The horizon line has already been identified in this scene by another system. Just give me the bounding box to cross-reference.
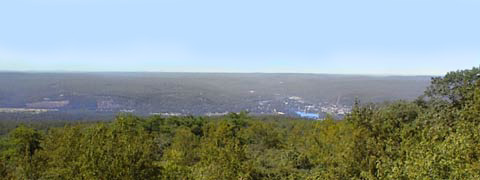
[0,69,440,77]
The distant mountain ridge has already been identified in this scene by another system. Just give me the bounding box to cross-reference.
[0,72,431,118]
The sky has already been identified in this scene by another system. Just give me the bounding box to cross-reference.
[0,0,479,75]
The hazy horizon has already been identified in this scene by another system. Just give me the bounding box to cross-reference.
[0,69,442,77]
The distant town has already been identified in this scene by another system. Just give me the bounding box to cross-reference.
[0,72,429,120]
[0,93,351,120]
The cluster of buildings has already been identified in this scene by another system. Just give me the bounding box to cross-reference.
[247,95,353,119]
[0,108,58,114]
[286,97,352,119]
[0,93,352,120]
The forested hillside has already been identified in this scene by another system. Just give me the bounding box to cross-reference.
[0,67,479,179]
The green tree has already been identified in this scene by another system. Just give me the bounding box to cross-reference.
[425,66,480,107]
[3,125,42,179]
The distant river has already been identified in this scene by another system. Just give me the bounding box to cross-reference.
[295,111,320,119]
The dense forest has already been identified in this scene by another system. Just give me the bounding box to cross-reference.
[0,67,479,179]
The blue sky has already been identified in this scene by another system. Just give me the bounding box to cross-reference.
[0,0,478,75]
